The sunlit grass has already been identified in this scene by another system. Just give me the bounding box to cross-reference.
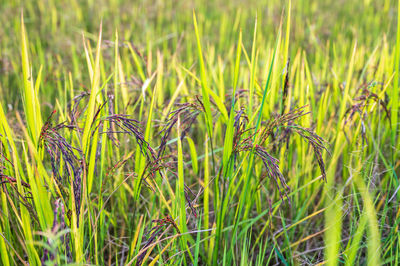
[0,0,398,265]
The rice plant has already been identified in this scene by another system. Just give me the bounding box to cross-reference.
[0,0,399,265]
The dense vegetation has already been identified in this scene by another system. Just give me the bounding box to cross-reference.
[0,0,399,265]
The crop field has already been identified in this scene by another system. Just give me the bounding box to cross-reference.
[0,0,399,265]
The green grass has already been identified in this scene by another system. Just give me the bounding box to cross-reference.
[0,0,399,265]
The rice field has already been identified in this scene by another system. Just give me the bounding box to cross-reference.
[0,0,399,265]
